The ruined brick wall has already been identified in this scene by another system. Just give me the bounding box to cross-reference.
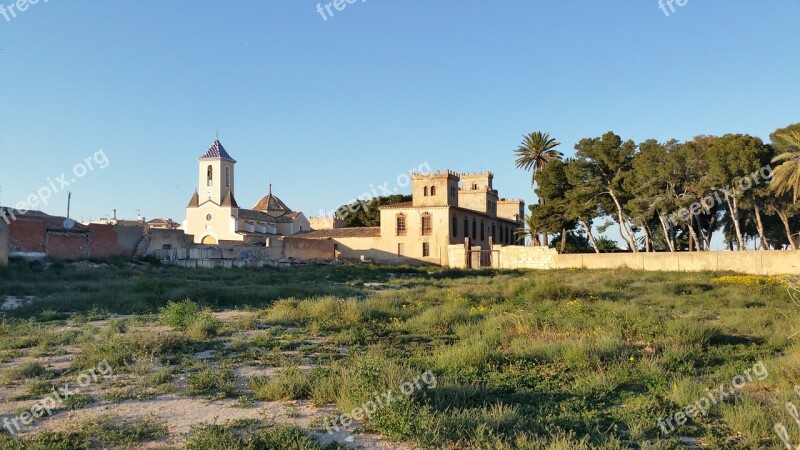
[8,219,47,256]
[0,221,8,266]
[144,229,195,254]
[89,224,144,258]
[47,232,90,259]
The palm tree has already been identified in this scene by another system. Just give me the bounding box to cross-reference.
[515,132,564,186]
[514,214,538,246]
[515,132,564,245]
[771,129,800,204]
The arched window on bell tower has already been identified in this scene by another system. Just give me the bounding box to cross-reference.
[225,166,230,188]
[207,165,213,186]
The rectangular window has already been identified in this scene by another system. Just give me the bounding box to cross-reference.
[422,242,430,257]
[396,215,407,236]
[398,243,405,257]
[422,215,432,236]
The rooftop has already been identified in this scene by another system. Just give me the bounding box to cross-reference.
[198,140,236,162]
[253,185,291,212]
[295,227,381,239]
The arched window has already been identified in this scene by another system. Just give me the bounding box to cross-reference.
[464,218,468,239]
[421,213,432,236]
[396,214,407,236]
[225,166,230,188]
[472,183,478,191]
[424,186,429,197]
[492,223,497,242]
[430,186,437,196]
[207,165,213,186]
[480,220,485,241]
[452,216,457,237]
[472,219,477,239]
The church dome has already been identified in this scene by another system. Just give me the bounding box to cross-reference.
[253,186,290,212]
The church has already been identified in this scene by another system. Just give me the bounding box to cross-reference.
[182,140,310,245]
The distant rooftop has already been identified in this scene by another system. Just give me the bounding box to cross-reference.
[295,227,381,239]
[198,140,236,162]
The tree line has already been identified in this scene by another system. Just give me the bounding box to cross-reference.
[515,124,800,253]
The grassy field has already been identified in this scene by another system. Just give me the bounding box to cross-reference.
[0,258,798,449]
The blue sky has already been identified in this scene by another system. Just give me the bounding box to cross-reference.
[1,1,799,248]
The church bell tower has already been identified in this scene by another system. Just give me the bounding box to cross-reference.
[197,140,237,205]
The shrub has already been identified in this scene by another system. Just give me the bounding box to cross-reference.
[185,423,323,450]
[184,424,241,450]
[186,311,221,340]
[72,331,187,370]
[160,299,202,329]
[187,367,238,399]
[247,425,323,450]
[251,366,311,401]
[0,362,48,384]
[65,393,94,410]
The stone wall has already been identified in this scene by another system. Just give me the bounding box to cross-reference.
[495,246,557,270]
[555,251,800,275]
[447,245,800,275]
[446,245,466,268]
[283,237,334,261]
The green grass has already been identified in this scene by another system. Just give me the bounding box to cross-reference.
[0,260,795,448]
[251,366,311,401]
[184,422,326,450]
[0,414,167,449]
[186,366,239,399]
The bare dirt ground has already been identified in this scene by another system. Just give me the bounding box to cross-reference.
[0,310,417,449]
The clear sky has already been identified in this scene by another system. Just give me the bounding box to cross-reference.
[1,1,799,247]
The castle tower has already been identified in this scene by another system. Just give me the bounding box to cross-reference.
[497,199,525,224]
[197,140,237,206]
[411,170,460,208]
[458,172,499,217]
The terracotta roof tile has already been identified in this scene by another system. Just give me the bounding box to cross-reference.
[295,227,381,239]
[253,193,290,212]
[379,201,413,209]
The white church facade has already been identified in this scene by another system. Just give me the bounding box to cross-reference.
[182,140,310,245]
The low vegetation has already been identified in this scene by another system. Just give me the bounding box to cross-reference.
[0,259,797,448]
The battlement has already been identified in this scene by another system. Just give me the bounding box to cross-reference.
[459,171,494,177]
[411,169,460,180]
[309,216,344,230]
[498,198,524,203]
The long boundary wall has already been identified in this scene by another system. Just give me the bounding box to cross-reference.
[555,251,800,275]
[448,245,800,275]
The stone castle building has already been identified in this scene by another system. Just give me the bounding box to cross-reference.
[182,140,309,244]
[299,170,524,265]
